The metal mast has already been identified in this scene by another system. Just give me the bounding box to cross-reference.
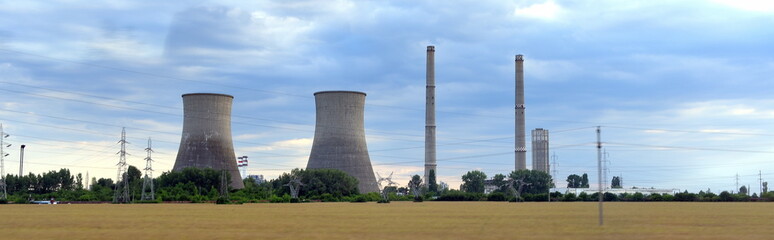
[114,127,130,203]
[515,54,527,170]
[238,156,248,179]
[141,138,154,201]
[0,124,9,200]
[760,170,763,196]
[597,126,603,226]
[425,45,437,185]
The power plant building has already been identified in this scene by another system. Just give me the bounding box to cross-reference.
[515,54,527,170]
[173,93,244,189]
[531,128,549,173]
[306,91,379,193]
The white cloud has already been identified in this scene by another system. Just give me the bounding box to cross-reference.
[713,0,774,13]
[513,1,564,20]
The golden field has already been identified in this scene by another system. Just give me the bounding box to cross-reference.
[1,202,772,239]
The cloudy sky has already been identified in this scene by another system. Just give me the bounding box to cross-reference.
[1,0,772,193]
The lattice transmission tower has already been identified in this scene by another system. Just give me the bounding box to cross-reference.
[141,138,154,201]
[113,128,130,203]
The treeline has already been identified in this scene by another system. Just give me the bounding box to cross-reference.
[1,167,398,203]
[432,190,774,202]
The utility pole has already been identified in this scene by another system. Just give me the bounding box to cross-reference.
[551,153,558,181]
[141,138,154,201]
[114,127,129,203]
[620,172,623,189]
[596,126,603,226]
[759,170,763,196]
[735,173,739,193]
[0,124,9,200]
[549,152,557,203]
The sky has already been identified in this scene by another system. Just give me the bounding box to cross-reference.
[0,0,773,194]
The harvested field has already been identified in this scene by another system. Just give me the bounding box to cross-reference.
[1,202,772,239]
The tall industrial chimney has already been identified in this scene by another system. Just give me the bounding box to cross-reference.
[425,45,437,185]
[19,145,25,176]
[307,91,379,193]
[515,54,527,170]
[173,93,244,189]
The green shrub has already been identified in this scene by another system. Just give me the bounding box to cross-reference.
[215,196,230,204]
[661,194,675,201]
[436,190,484,201]
[269,195,289,203]
[319,193,338,202]
[487,192,507,201]
[603,192,618,201]
[562,193,577,201]
[522,193,548,202]
[350,195,368,203]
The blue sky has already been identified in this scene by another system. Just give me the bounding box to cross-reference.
[1,0,773,193]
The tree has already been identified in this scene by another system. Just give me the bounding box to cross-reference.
[581,173,589,188]
[718,191,734,201]
[509,170,554,195]
[76,173,84,190]
[763,182,768,194]
[272,168,359,199]
[492,174,508,192]
[408,174,423,198]
[739,185,748,195]
[461,170,487,193]
[611,176,622,189]
[566,174,582,188]
[428,170,438,193]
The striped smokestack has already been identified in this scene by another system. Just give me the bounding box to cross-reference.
[425,46,437,185]
[515,54,527,170]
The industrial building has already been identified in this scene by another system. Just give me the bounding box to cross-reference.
[173,93,244,189]
[531,128,549,173]
[306,91,379,193]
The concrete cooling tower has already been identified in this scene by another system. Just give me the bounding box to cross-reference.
[306,91,379,193]
[173,93,244,189]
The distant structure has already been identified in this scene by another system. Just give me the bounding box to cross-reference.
[141,138,155,201]
[531,128,549,173]
[19,144,25,177]
[248,174,266,184]
[515,54,527,170]
[439,181,449,191]
[306,91,379,193]
[237,156,248,179]
[425,45,437,186]
[0,124,9,200]
[173,93,244,189]
[113,127,130,203]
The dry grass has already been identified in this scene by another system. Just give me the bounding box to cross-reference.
[1,202,772,239]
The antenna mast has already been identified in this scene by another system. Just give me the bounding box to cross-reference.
[597,126,603,226]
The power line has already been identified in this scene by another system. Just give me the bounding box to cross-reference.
[603,125,774,137]
[606,142,774,154]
